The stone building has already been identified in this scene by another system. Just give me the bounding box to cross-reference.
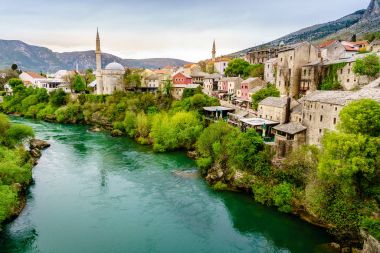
[300,61,323,95]
[276,42,320,98]
[227,77,243,97]
[370,39,380,52]
[240,77,266,101]
[272,122,307,158]
[264,58,277,84]
[258,97,291,124]
[95,29,126,95]
[203,73,222,96]
[246,47,279,65]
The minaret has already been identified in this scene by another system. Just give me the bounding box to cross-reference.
[96,28,102,71]
[95,28,103,95]
[212,40,216,62]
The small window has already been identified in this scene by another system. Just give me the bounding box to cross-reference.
[347,79,350,83]
[333,118,337,124]
[320,115,323,122]
[319,129,322,134]
[309,115,312,121]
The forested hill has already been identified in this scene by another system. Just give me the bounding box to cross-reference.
[0,39,190,72]
[231,0,380,56]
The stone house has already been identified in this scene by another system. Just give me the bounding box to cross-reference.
[246,47,279,65]
[218,77,229,92]
[203,73,222,96]
[214,57,231,75]
[240,78,266,101]
[370,39,380,52]
[272,122,307,158]
[171,84,200,100]
[172,72,192,85]
[276,42,320,98]
[227,77,243,97]
[300,61,323,95]
[258,97,291,123]
[145,74,160,91]
[264,58,277,84]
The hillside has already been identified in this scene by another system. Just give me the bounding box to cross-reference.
[0,40,190,72]
[231,0,380,56]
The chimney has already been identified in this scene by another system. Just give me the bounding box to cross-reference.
[285,97,291,124]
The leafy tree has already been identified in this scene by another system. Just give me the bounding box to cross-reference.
[84,69,96,85]
[161,79,173,97]
[125,73,141,89]
[273,182,293,213]
[11,64,18,71]
[224,58,250,78]
[251,84,280,110]
[247,64,264,78]
[339,99,380,137]
[5,124,34,147]
[8,78,25,93]
[71,75,86,93]
[353,54,380,78]
[50,89,68,107]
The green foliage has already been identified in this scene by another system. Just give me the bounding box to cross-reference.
[50,89,68,107]
[55,103,83,123]
[361,217,380,241]
[364,32,380,42]
[5,124,34,147]
[353,54,380,78]
[273,182,293,213]
[224,58,252,78]
[125,73,141,89]
[71,74,86,93]
[212,181,229,191]
[320,63,346,90]
[247,64,264,78]
[339,99,380,137]
[0,185,18,223]
[252,180,273,205]
[251,84,280,110]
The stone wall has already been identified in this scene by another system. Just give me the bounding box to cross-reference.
[361,231,380,253]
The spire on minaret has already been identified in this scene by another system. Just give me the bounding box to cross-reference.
[212,40,216,62]
[96,28,102,71]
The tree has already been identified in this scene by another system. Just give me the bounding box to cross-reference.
[351,34,357,42]
[247,64,264,78]
[84,69,96,85]
[11,64,18,71]
[162,79,173,97]
[4,124,34,147]
[224,58,250,78]
[251,84,280,110]
[338,99,380,137]
[71,74,86,93]
[353,54,380,78]
[50,89,68,107]
[125,73,141,89]
[8,78,25,93]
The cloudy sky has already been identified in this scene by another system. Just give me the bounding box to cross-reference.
[0,0,369,62]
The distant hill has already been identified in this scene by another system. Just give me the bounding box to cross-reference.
[0,40,190,72]
[231,0,380,56]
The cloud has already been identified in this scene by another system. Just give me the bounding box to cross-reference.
[0,0,369,62]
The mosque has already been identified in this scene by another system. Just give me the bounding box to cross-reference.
[94,29,126,95]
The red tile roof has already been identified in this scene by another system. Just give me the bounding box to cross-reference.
[318,40,337,48]
[25,71,45,79]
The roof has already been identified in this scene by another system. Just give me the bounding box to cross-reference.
[242,77,260,84]
[240,117,279,126]
[223,77,243,82]
[259,97,288,108]
[173,83,200,89]
[173,72,191,79]
[278,42,310,53]
[273,122,307,135]
[265,58,278,64]
[204,73,223,79]
[291,103,303,115]
[88,80,97,88]
[203,106,234,112]
[303,91,354,105]
[146,74,159,80]
[318,40,338,49]
[214,57,231,62]
[25,71,45,79]
[105,62,125,71]
[249,85,265,94]
[191,71,207,77]
[371,39,380,46]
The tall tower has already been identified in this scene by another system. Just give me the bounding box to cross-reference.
[212,40,216,62]
[95,28,103,95]
[96,28,102,71]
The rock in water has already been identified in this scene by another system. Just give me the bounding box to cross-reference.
[30,139,50,150]
[172,170,200,179]
[30,148,42,158]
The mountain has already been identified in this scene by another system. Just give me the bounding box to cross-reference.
[231,0,380,56]
[0,40,190,72]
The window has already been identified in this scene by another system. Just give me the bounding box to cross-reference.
[309,115,312,121]
[347,79,350,83]
[335,107,337,111]
[320,115,323,122]
[333,118,337,124]
[319,129,322,134]
[348,69,351,74]
[290,56,293,61]
[341,69,343,74]
[304,69,307,76]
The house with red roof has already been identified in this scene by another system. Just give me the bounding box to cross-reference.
[172,72,192,85]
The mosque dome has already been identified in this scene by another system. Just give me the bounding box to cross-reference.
[105,62,125,71]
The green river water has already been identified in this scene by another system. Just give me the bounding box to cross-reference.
[0,118,333,253]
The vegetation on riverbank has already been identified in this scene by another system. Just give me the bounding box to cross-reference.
[1,78,379,248]
[0,114,35,228]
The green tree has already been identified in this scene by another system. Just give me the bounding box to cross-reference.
[84,69,96,85]
[162,79,173,97]
[8,78,25,93]
[11,64,18,71]
[251,84,280,110]
[5,124,34,147]
[353,54,380,78]
[50,89,68,107]
[125,73,141,89]
[338,99,380,137]
[71,74,86,93]
[224,58,250,78]
[247,64,264,78]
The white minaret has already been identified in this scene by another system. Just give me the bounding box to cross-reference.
[95,28,103,95]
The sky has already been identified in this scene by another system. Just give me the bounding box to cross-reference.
[0,0,369,62]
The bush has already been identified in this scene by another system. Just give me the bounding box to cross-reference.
[251,84,280,110]
[55,103,83,123]
[212,181,229,191]
[273,182,293,213]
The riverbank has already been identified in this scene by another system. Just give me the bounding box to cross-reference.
[1,84,379,251]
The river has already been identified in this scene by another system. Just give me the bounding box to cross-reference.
[0,118,333,253]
